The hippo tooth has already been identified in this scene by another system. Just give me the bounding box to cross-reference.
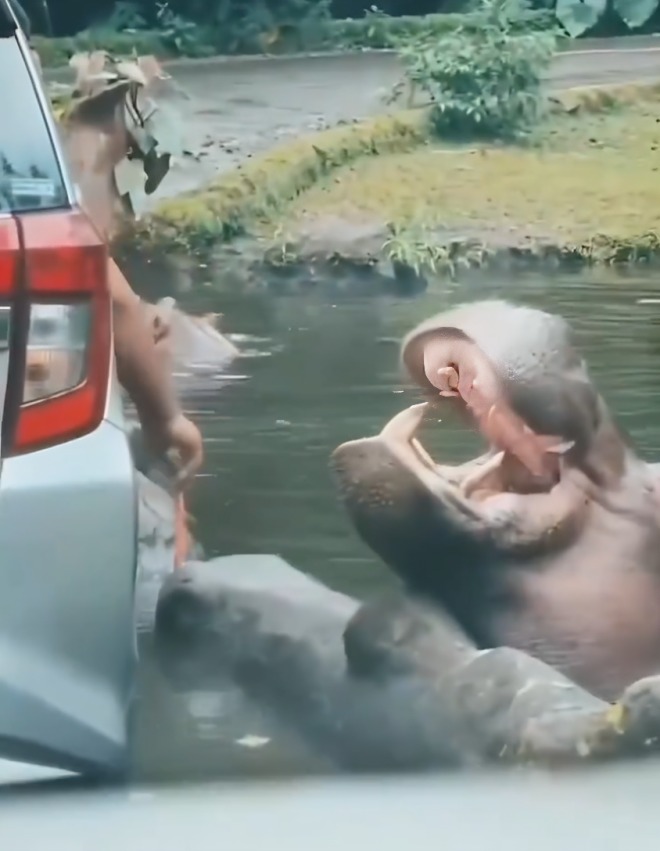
[380,403,428,444]
[436,365,459,393]
[411,437,436,470]
[546,439,575,455]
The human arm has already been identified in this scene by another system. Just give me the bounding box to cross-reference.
[108,259,203,487]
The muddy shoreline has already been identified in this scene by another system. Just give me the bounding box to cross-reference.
[121,237,660,305]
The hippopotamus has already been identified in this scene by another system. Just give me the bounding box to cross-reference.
[145,297,239,393]
[154,555,660,771]
[331,300,660,703]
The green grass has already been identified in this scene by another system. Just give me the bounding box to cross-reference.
[262,99,660,265]
[128,110,430,251]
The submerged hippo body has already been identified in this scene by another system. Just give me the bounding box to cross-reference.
[155,555,645,771]
[332,300,660,702]
[155,555,660,769]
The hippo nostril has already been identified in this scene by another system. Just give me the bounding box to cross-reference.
[155,584,213,643]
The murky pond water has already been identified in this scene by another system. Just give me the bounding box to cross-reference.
[185,270,660,591]
[135,267,660,784]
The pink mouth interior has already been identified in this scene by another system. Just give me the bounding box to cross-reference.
[422,337,572,478]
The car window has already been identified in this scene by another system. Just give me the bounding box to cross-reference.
[0,33,67,213]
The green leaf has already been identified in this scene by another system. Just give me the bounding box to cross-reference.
[612,0,659,28]
[555,0,607,36]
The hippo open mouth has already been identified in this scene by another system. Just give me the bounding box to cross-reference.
[399,301,606,491]
[330,301,605,600]
[358,400,567,510]
[330,300,660,702]
[330,399,585,569]
[414,347,576,493]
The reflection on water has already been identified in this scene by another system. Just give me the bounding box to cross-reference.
[136,268,660,784]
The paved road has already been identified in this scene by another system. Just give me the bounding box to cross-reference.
[47,36,660,204]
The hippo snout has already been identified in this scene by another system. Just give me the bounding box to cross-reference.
[330,438,383,491]
[331,437,424,512]
[153,566,222,689]
[156,568,215,642]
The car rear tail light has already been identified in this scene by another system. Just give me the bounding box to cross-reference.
[0,218,19,293]
[2,210,111,456]
[23,303,89,403]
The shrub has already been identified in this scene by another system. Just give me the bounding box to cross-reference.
[398,0,557,140]
[326,6,554,49]
[212,0,333,54]
[34,5,555,67]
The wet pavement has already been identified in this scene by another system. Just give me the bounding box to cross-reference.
[5,757,660,849]
[143,39,660,202]
[46,36,660,201]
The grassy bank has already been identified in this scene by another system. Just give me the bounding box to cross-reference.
[126,110,430,251]
[33,9,554,68]
[254,92,660,272]
[122,82,660,275]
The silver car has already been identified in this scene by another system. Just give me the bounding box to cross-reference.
[0,2,143,779]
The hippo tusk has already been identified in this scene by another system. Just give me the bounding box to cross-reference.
[379,403,428,445]
[546,440,575,455]
[435,366,460,396]
[411,438,437,469]
[522,425,574,456]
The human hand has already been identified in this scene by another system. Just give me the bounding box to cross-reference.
[165,413,204,489]
[145,412,204,490]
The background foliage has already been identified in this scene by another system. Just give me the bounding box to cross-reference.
[25,0,660,61]
[398,0,556,140]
